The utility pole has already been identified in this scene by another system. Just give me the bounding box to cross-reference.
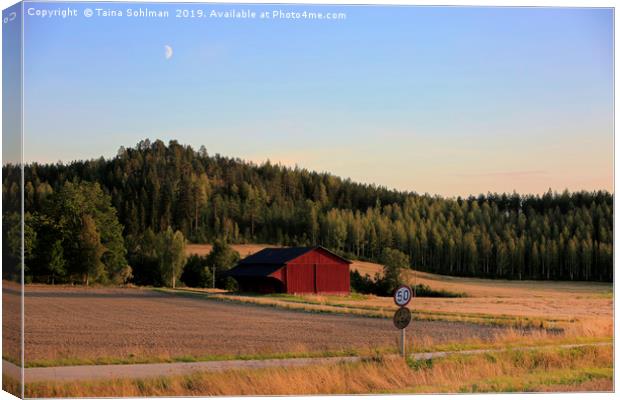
[212,265,216,289]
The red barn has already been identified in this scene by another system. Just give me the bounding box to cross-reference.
[226,246,351,294]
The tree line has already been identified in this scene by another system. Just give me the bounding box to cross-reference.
[2,139,613,283]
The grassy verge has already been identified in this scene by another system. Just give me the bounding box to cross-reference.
[23,345,612,397]
[154,288,388,319]
[2,354,21,367]
[159,287,572,330]
[412,334,612,354]
[460,367,612,392]
[3,375,21,397]
[20,332,611,368]
[22,348,363,369]
[19,338,612,368]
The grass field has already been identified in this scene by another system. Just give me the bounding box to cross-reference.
[187,243,612,322]
[180,257,611,333]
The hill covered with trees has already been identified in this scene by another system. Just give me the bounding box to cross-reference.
[2,139,613,284]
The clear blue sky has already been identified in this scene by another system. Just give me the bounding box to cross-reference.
[21,3,613,196]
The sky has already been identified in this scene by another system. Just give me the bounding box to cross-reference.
[18,3,614,197]
[3,2,22,166]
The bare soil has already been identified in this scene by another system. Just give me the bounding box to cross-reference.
[18,285,505,364]
[3,282,22,364]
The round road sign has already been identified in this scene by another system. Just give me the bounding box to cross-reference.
[393,307,412,329]
[393,285,413,307]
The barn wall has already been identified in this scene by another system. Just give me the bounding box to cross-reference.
[316,263,349,293]
[291,248,346,265]
[285,248,350,294]
[286,263,315,293]
[270,268,286,283]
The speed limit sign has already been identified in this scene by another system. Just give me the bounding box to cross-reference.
[393,285,413,307]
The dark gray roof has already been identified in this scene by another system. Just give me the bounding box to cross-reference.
[236,246,351,266]
[237,247,314,266]
[225,263,283,278]
[226,247,351,278]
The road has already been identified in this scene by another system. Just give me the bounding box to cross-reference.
[3,342,611,384]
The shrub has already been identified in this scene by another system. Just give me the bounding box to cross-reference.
[412,284,466,298]
[350,271,466,298]
[181,254,213,288]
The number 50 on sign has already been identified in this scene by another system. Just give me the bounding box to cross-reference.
[393,285,412,307]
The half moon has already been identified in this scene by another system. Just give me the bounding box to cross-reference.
[164,45,173,60]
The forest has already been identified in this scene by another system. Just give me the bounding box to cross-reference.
[2,139,613,284]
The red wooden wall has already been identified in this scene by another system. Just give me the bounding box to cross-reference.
[284,248,350,294]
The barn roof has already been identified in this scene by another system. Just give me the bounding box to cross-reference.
[225,263,283,277]
[237,246,351,266]
[226,246,351,278]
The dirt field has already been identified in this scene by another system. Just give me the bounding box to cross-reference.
[2,282,22,364]
[17,285,505,365]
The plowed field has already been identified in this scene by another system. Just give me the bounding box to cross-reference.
[16,285,505,364]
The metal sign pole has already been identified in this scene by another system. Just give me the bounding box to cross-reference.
[401,328,406,358]
[393,286,413,360]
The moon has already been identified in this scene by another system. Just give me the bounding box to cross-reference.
[164,45,173,60]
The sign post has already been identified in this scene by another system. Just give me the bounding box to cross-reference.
[393,285,413,358]
[402,327,406,357]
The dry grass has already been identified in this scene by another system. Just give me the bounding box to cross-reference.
[350,260,384,277]
[350,264,612,321]
[198,287,611,335]
[186,243,612,321]
[186,243,612,323]
[350,258,612,300]
[326,292,611,321]
[204,291,547,329]
[186,243,275,258]
[160,288,615,361]
[22,345,612,397]
[3,375,21,398]
[405,269,612,298]
[411,322,612,355]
